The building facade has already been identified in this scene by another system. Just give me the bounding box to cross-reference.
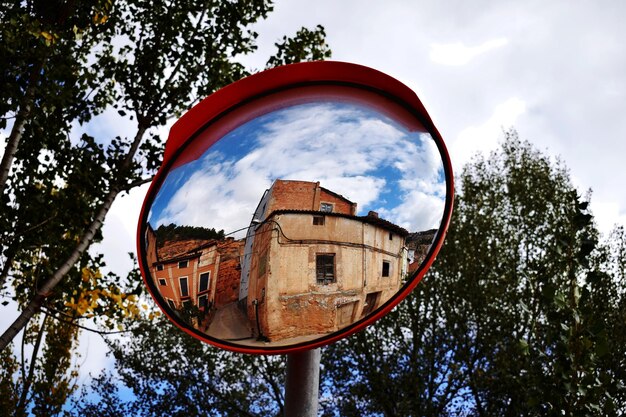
[145,227,244,331]
[242,180,408,343]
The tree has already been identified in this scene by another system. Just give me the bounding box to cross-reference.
[0,0,331,413]
[72,315,287,417]
[69,130,625,416]
[0,0,331,349]
[321,130,626,416]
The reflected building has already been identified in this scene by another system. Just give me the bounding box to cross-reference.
[241,180,409,342]
[145,226,244,331]
[406,229,438,273]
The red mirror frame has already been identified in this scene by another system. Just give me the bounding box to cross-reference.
[136,61,454,354]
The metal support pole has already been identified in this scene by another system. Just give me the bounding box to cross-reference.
[284,348,321,417]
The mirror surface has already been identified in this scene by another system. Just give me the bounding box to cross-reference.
[142,91,447,348]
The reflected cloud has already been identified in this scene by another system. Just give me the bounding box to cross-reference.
[149,102,445,236]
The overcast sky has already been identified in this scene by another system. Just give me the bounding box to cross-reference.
[2,0,625,379]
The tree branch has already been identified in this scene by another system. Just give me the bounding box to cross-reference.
[0,60,43,195]
[123,176,152,192]
[16,314,47,416]
[0,125,148,351]
[40,306,135,336]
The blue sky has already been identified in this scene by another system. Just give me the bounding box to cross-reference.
[148,101,446,237]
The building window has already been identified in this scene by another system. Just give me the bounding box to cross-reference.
[158,278,167,286]
[320,202,333,212]
[313,215,325,225]
[382,261,390,277]
[198,294,208,309]
[166,299,176,310]
[389,232,393,241]
[179,277,189,297]
[156,264,164,271]
[178,260,188,268]
[316,254,335,285]
[182,299,191,309]
[199,272,210,293]
[362,292,381,317]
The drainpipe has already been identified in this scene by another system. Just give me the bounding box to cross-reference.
[253,288,269,342]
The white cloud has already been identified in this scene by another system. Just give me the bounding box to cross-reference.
[590,199,626,239]
[451,97,527,171]
[152,102,448,235]
[0,129,6,160]
[378,189,446,232]
[430,38,509,66]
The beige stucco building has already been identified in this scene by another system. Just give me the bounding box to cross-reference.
[242,180,408,343]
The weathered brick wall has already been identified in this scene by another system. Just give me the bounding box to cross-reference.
[319,189,355,215]
[268,180,318,211]
[214,239,244,308]
[267,294,338,340]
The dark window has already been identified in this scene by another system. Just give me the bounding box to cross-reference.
[389,232,393,240]
[382,261,390,277]
[320,202,333,212]
[158,278,167,286]
[313,215,325,225]
[362,292,380,317]
[182,299,191,309]
[178,260,188,268]
[156,264,164,271]
[199,272,210,293]
[167,299,176,310]
[198,294,208,309]
[179,277,189,297]
[316,254,335,285]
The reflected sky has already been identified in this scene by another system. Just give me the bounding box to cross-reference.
[149,101,445,236]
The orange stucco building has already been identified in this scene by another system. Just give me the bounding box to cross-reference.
[145,226,244,331]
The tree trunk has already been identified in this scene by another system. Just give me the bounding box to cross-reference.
[15,314,48,416]
[0,125,147,351]
[0,63,41,196]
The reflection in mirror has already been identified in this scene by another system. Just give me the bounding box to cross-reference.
[143,99,446,347]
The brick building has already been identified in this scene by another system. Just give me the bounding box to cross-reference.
[406,229,438,273]
[241,180,408,343]
[145,226,244,332]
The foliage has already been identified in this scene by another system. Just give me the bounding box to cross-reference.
[321,130,626,416]
[265,25,331,68]
[72,315,287,417]
[154,223,226,247]
[0,0,331,414]
[70,131,626,416]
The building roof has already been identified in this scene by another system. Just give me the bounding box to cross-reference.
[154,237,244,265]
[269,209,409,237]
[157,238,213,261]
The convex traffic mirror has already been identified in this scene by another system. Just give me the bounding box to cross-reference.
[137,61,453,354]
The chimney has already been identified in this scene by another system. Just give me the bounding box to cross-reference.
[367,210,379,218]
